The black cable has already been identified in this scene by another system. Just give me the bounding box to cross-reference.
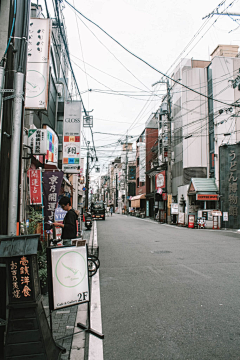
[64,0,240,108]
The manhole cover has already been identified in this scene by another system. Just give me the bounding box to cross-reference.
[150,250,172,254]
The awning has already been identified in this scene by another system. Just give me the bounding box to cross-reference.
[188,178,218,197]
[131,194,146,201]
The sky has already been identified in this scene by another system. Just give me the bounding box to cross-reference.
[41,0,240,179]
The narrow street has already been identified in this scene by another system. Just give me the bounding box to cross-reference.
[97,214,240,360]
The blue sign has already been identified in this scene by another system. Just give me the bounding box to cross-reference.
[55,207,67,221]
[83,187,86,191]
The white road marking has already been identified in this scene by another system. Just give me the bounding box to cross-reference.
[180,264,211,279]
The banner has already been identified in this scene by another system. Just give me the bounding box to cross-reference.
[138,142,146,182]
[29,169,42,204]
[155,171,165,190]
[63,101,81,173]
[43,171,64,230]
[25,19,51,109]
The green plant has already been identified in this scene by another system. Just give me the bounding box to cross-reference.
[28,207,44,234]
[38,240,48,291]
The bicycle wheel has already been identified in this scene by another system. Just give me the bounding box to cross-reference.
[88,258,98,277]
[89,254,100,269]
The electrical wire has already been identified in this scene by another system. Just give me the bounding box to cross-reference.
[65,0,240,109]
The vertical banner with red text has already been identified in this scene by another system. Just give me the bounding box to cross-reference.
[29,169,42,204]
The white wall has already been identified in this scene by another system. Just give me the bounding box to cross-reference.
[182,67,208,169]
[211,56,240,187]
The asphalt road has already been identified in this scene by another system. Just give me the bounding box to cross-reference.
[97,214,240,360]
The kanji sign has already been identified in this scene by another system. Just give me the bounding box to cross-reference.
[9,256,33,302]
[43,171,64,230]
[28,129,47,155]
[29,169,42,204]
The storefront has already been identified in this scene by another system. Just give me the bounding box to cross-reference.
[187,178,219,229]
[130,194,146,214]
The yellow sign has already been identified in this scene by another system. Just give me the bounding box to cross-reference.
[167,194,172,208]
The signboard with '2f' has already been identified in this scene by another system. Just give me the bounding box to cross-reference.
[48,245,89,310]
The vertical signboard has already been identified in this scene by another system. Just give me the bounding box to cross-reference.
[42,171,64,229]
[43,126,58,165]
[138,142,146,182]
[63,101,81,174]
[28,129,47,155]
[220,144,240,229]
[155,171,165,190]
[25,19,51,109]
[29,169,42,204]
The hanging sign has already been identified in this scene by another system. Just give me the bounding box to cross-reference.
[138,142,146,182]
[43,126,58,164]
[28,129,47,155]
[155,171,165,190]
[48,245,89,310]
[25,19,51,109]
[42,171,64,230]
[63,101,81,173]
[29,169,42,204]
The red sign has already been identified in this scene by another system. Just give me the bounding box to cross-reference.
[155,171,166,190]
[162,193,167,201]
[29,169,42,204]
[196,194,218,201]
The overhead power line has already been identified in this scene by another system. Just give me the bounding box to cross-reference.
[64,0,240,108]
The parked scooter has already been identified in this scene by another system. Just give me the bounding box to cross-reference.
[85,211,92,230]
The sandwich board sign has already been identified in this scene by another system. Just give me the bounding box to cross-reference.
[47,245,89,310]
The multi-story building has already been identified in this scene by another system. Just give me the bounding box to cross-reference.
[132,115,158,216]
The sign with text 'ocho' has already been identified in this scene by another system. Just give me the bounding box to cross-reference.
[49,245,89,310]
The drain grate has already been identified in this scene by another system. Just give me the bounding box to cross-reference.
[150,250,172,254]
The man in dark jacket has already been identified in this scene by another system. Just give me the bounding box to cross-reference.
[52,196,78,245]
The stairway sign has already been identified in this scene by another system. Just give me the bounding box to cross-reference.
[48,245,89,310]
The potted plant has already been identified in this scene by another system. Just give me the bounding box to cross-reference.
[26,207,48,294]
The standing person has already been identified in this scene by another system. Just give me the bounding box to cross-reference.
[110,206,113,217]
[52,196,78,245]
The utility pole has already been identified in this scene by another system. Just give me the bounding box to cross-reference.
[0,0,30,235]
[166,79,172,224]
[152,78,172,224]
[85,141,90,211]
[125,134,128,213]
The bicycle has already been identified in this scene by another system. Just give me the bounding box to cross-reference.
[88,256,99,277]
